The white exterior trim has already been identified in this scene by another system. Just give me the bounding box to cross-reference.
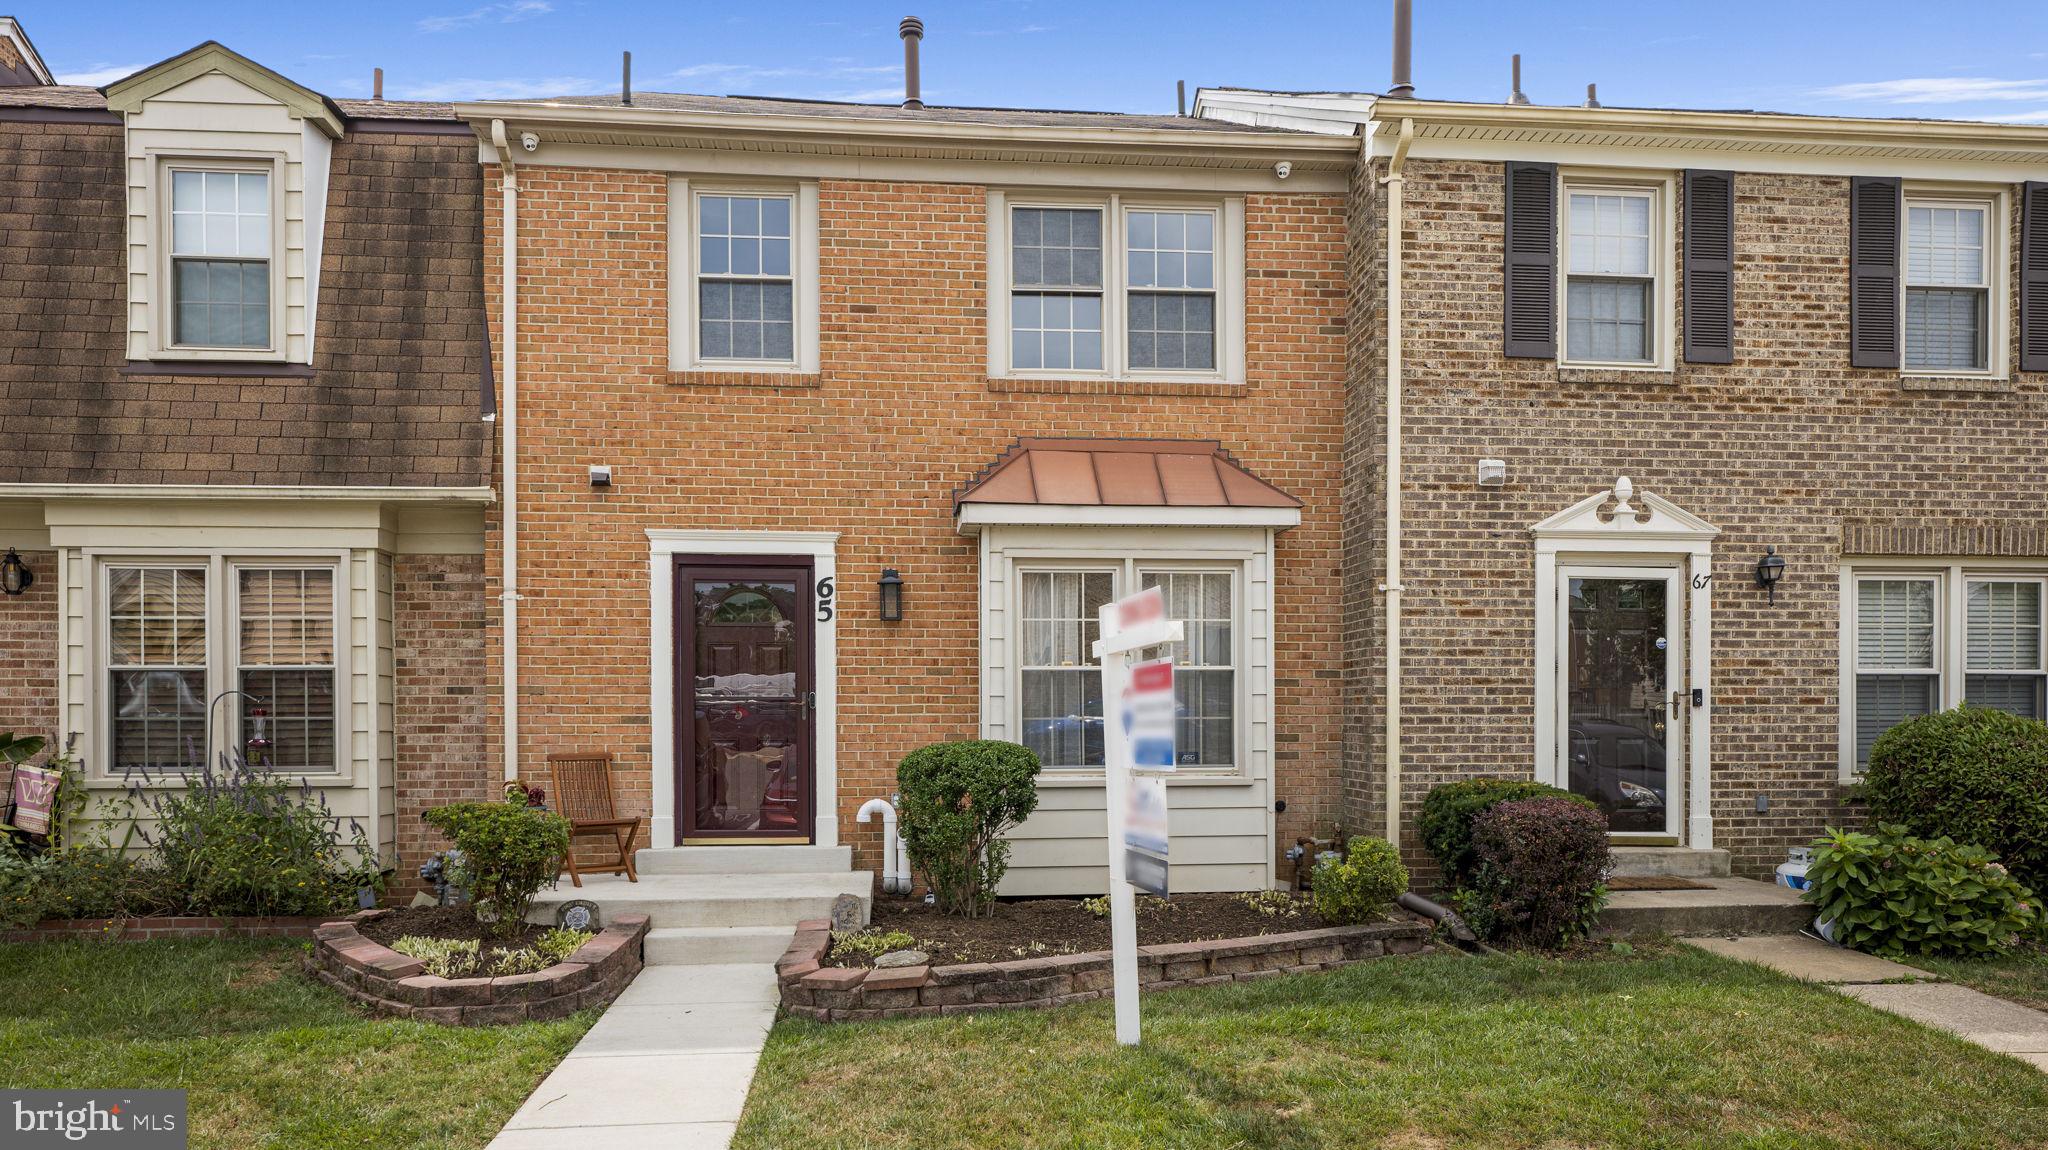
[1532,481,1717,848]
[666,178,822,374]
[0,484,494,503]
[646,529,839,850]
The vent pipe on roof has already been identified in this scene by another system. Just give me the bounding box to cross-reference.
[1584,83,1601,109]
[1509,55,1529,105]
[1177,79,1186,117]
[373,67,383,102]
[899,17,924,109]
[1387,0,1413,99]
[622,51,632,107]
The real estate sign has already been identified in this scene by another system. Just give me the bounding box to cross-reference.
[1119,656,1174,896]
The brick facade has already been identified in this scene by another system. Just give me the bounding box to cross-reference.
[1352,159,2048,880]
[481,164,1348,880]
[0,550,58,767]
[394,553,495,891]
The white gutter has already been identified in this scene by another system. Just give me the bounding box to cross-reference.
[1380,118,1413,846]
[0,484,494,502]
[490,119,522,784]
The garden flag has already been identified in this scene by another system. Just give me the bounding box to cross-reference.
[9,764,57,835]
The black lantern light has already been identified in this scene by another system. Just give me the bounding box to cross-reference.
[0,549,32,596]
[878,568,904,622]
[1755,545,1786,604]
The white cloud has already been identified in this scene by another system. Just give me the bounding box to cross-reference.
[55,63,144,86]
[390,74,595,101]
[418,0,552,34]
[1983,108,2048,124]
[1813,77,2048,105]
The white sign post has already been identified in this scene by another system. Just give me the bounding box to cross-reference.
[1093,586,1183,1047]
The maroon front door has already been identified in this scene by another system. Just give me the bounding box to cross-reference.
[675,557,814,842]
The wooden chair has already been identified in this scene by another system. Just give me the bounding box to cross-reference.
[547,752,641,886]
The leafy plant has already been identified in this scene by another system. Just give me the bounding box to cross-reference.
[829,929,921,962]
[138,751,376,917]
[896,740,1041,918]
[0,847,179,928]
[419,801,570,937]
[1862,706,2048,894]
[1805,824,2039,959]
[1420,777,1595,887]
[1311,836,1409,924]
[1235,889,1308,919]
[390,927,592,978]
[1457,796,1612,948]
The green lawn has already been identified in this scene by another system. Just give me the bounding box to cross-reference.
[736,945,2048,1150]
[1914,942,2048,1012]
[0,938,593,1150]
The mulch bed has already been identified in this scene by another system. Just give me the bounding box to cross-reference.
[830,892,1344,967]
[355,905,554,951]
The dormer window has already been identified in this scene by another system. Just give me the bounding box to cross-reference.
[170,168,273,350]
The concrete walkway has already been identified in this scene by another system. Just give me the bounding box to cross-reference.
[1683,934,2048,1072]
[487,963,780,1150]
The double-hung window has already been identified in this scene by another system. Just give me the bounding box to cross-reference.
[168,167,272,350]
[1140,570,1235,768]
[102,558,340,777]
[1125,211,1217,372]
[1563,186,1658,365]
[1009,207,1106,372]
[1966,579,2045,719]
[697,193,795,363]
[1904,199,1991,372]
[1850,576,1940,770]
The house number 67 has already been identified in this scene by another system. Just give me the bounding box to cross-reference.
[1692,573,1713,589]
[816,576,836,622]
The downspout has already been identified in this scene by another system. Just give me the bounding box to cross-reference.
[1380,118,1414,846]
[490,119,521,783]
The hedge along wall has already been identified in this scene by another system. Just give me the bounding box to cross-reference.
[777,918,1432,1022]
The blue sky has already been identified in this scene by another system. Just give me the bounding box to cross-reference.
[22,1,2048,124]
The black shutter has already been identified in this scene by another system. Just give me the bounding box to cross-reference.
[1682,170,1735,364]
[2022,181,2048,372]
[1849,175,1902,369]
[1503,161,1558,358]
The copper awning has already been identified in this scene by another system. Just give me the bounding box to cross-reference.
[955,438,1302,511]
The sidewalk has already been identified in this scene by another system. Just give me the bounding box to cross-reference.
[487,963,780,1150]
[1683,934,2048,1072]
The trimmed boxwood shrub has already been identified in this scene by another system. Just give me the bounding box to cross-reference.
[1863,706,2048,893]
[897,740,1040,918]
[420,801,570,937]
[1806,824,2039,959]
[1457,796,1612,947]
[1311,836,1408,924]
[1420,777,1597,886]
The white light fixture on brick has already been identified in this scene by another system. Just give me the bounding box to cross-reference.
[1477,458,1507,487]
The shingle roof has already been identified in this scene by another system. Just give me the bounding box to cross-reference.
[0,83,103,108]
[522,91,1310,133]
[956,439,1302,510]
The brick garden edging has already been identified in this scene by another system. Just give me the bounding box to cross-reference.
[0,915,331,943]
[777,917,1432,1022]
[305,908,650,1026]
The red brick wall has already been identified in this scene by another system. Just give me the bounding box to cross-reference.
[481,167,1349,881]
[1359,160,2048,880]
[394,553,493,890]
[0,550,58,771]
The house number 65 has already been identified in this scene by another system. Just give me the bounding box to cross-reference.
[816,576,836,622]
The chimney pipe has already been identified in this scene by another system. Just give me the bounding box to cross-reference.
[622,50,632,107]
[899,16,924,109]
[1509,55,1529,105]
[1387,0,1413,99]
[373,67,383,102]
[1583,82,1601,109]
[1177,79,1186,117]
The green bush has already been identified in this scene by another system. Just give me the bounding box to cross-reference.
[1862,706,2048,893]
[0,848,179,928]
[896,740,1041,918]
[390,927,591,977]
[1457,796,1612,948]
[1311,836,1409,924]
[1805,824,2040,959]
[142,753,377,917]
[419,801,570,937]
[1420,777,1596,886]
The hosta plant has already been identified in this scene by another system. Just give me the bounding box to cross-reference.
[1804,824,2039,959]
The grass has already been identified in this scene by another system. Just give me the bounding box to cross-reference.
[1913,941,2048,1011]
[735,944,2048,1150]
[0,938,594,1149]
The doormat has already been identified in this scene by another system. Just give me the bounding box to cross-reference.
[1608,876,1717,891]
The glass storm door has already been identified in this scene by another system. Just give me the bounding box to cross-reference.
[1561,568,1684,839]
[676,558,814,842]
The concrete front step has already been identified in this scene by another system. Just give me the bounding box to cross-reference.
[1595,877,1813,938]
[529,871,873,930]
[1611,846,1731,878]
[635,844,853,875]
[644,926,797,966]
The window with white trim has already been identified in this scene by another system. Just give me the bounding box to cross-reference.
[990,192,1243,383]
[1017,569,1113,769]
[1845,568,2048,773]
[668,180,819,373]
[101,558,341,777]
[1563,185,1659,365]
[1140,569,1235,768]
[1905,198,1991,372]
[167,166,274,351]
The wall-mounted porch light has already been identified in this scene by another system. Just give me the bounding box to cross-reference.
[878,568,904,622]
[1755,545,1786,604]
[0,549,32,596]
